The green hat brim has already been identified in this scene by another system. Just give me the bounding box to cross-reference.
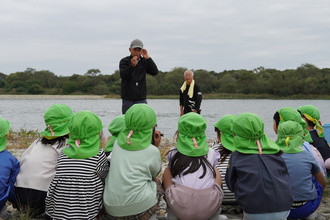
[0,136,7,152]
[235,134,279,154]
[276,137,304,153]
[64,135,100,159]
[177,132,209,157]
[220,133,235,152]
[105,136,116,152]
[213,114,236,152]
[39,120,71,139]
[117,128,153,151]
[0,118,10,151]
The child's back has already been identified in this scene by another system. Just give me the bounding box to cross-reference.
[15,104,74,216]
[225,113,293,220]
[0,117,20,212]
[163,113,224,220]
[276,120,326,219]
[45,111,109,220]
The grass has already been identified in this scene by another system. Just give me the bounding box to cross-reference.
[6,129,40,149]
[5,129,170,161]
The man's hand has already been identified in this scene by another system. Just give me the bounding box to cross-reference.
[142,49,150,59]
[131,56,140,67]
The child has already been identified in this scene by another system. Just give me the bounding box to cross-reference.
[273,107,326,177]
[298,105,330,173]
[103,104,162,219]
[275,120,326,219]
[15,104,74,217]
[104,114,125,157]
[225,113,293,220]
[45,110,109,220]
[212,114,237,205]
[0,117,20,215]
[163,112,224,220]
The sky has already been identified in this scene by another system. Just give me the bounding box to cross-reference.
[1,0,330,76]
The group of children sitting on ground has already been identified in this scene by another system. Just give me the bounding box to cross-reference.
[0,103,329,220]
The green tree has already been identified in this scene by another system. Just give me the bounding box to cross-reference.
[28,84,44,94]
[194,69,218,94]
[63,81,78,94]
[91,82,109,95]
[219,74,237,93]
[85,69,101,77]
[0,72,6,88]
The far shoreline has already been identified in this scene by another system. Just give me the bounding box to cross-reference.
[0,95,108,100]
[1,94,330,100]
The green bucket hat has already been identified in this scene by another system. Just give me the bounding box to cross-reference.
[277,107,313,143]
[105,115,126,153]
[232,113,280,154]
[64,110,103,159]
[39,104,74,140]
[0,117,10,152]
[213,114,236,152]
[177,112,209,157]
[297,105,324,137]
[117,104,157,151]
[276,121,304,154]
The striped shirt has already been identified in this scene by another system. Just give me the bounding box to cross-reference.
[212,142,237,205]
[46,149,109,220]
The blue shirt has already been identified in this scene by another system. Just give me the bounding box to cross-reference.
[0,150,20,209]
[281,150,320,201]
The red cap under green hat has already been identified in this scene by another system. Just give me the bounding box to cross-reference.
[233,113,280,154]
[0,117,10,152]
[177,112,209,157]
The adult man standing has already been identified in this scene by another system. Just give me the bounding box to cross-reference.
[179,70,202,116]
[119,39,158,114]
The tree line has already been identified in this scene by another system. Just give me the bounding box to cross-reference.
[0,64,329,97]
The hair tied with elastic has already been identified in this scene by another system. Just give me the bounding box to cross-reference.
[47,125,55,136]
[126,130,133,144]
[75,139,81,148]
[256,140,262,154]
[192,137,199,148]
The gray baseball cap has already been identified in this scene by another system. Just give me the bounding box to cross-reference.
[130,39,143,49]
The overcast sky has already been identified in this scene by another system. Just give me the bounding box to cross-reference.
[1,0,329,76]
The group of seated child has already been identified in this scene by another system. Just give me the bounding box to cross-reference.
[0,103,328,220]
